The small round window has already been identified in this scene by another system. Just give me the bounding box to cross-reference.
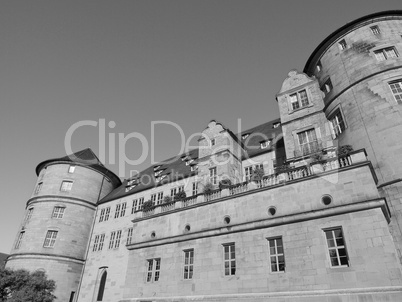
[224,216,231,225]
[321,195,333,206]
[151,231,156,238]
[268,207,276,216]
[184,224,191,232]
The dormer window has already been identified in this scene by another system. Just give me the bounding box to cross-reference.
[156,174,167,183]
[289,90,309,110]
[260,140,271,149]
[273,122,280,128]
[185,159,194,166]
[211,139,216,146]
[190,165,198,172]
[153,165,161,171]
[242,133,250,140]
[125,184,137,192]
[154,170,163,177]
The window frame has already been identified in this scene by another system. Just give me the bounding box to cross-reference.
[339,39,347,50]
[192,183,198,196]
[370,25,380,35]
[25,208,34,222]
[267,237,285,273]
[34,182,43,195]
[223,243,236,276]
[324,227,349,268]
[52,206,65,219]
[68,165,76,173]
[146,258,161,282]
[60,180,73,192]
[210,167,217,185]
[15,231,25,249]
[289,89,309,111]
[329,108,346,138]
[127,227,133,245]
[43,230,58,248]
[183,249,194,280]
[296,128,319,156]
[389,79,402,104]
[374,46,399,61]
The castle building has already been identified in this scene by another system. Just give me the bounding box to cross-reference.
[5,10,402,302]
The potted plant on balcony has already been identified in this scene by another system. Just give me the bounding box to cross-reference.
[338,145,353,156]
[219,178,232,190]
[142,200,154,211]
[163,196,172,204]
[203,182,214,195]
[174,190,187,201]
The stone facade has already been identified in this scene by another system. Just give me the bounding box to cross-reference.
[5,10,402,302]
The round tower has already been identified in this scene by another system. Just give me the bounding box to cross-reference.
[303,11,402,262]
[6,148,121,302]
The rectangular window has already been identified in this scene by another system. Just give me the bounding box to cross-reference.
[190,165,198,172]
[114,230,122,249]
[324,228,349,267]
[114,204,121,219]
[109,231,116,249]
[316,60,322,73]
[104,207,110,221]
[120,202,126,217]
[43,230,58,248]
[99,208,105,222]
[127,227,133,245]
[25,208,34,221]
[244,166,253,181]
[151,193,157,203]
[211,138,216,146]
[321,78,333,95]
[297,129,319,156]
[34,182,43,195]
[15,231,24,249]
[156,192,164,205]
[93,235,100,252]
[223,243,236,276]
[389,80,402,104]
[374,47,398,61]
[268,237,285,272]
[147,258,161,282]
[289,89,309,110]
[60,181,73,192]
[242,133,249,140]
[370,25,380,35]
[52,206,65,219]
[192,183,198,196]
[210,167,217,185]
[183,249,194,280]
[98,234,105,251]
[330,109,346,137]
[132,197,144,213]
[68,165,76,173]
[339,39,347,50]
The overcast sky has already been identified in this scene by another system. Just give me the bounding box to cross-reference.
[0,0,400,253]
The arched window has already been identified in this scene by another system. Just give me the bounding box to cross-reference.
[96,270,107,301]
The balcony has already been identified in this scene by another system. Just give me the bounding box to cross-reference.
[135,149,368,220]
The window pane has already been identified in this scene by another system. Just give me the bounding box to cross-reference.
[330,257,339,266]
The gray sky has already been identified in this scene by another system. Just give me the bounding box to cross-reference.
[0,0,400,253]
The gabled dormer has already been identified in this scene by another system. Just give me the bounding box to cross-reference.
[197,120,245,188]
[276,70,334,161]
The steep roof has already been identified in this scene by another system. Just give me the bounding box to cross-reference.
[35,148,121,187]
[99,118,282,203]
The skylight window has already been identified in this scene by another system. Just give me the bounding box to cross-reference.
[242,134,250,140]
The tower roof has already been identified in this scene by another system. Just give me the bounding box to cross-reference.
[35,148,121,187]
